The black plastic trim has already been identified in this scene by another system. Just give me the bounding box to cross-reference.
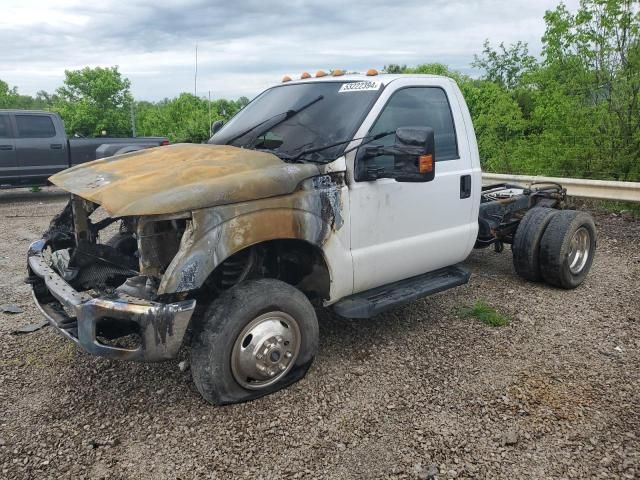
[332,264,470,318]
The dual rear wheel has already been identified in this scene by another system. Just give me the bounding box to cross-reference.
[513,208,596,289]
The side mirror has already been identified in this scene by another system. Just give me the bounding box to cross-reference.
[392,127,435,182]
[361,127,435,182]
[210,120,224,136]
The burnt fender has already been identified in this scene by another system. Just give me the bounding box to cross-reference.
[158,208,333,294]
[158,174,345,295]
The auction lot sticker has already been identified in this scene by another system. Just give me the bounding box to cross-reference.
[339,81,382,92]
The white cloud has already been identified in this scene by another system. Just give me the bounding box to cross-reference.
[0,0,580,100]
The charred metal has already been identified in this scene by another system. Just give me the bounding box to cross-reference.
[27,166,344,361]
[27,196,197,360]
[157,172,344,296]
[199,239,331,304]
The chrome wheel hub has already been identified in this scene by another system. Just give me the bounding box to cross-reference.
[231,311,301,390]
[568,227,590,274]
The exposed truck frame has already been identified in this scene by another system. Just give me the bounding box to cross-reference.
[26,73,596,405]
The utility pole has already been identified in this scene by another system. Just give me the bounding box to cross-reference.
[208,90,212,136]
[130,103,136,137]
[194,43,198,97]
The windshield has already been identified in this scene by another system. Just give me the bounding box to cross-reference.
[209,81,382,162]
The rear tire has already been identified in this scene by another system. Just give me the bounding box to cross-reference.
[191,279,319,406]
[539,210,596,289]
[512,207,559,282]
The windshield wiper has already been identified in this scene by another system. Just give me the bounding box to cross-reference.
[225,95,324,146]
[289,130,396,162]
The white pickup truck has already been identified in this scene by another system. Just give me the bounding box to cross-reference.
[27,72,596,405]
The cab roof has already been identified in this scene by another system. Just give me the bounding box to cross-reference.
[280,73,452,87]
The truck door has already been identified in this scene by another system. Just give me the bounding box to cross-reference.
[14,113,67,179]
[0,113,17,178]
[348,81,478,293]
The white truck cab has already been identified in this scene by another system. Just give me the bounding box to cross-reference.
[27,72,596,405]
[339,74,481,294]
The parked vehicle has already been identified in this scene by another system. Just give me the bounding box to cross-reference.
[26,72,596,405]
[0,110,168,187]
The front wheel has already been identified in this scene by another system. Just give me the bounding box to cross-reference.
[191,279,319,405]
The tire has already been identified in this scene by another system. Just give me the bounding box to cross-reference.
[539,210,596,289]
[191,279,319,405]
[512,207,559,282]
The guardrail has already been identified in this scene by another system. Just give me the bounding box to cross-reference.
[482,173,640,203]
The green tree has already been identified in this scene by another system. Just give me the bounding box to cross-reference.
[0,79,18,108]
[53,66,133,137]
[472,40,537,90]
[539,0,640,180]
[0,79,53,110]
[135,94,250,143]
[383,64,408,74]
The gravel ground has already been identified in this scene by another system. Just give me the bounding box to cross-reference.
[0,189,638,480]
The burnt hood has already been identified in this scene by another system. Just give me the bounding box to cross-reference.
[49,144,321,216]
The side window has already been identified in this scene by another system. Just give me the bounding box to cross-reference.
[0,114,12,138]
[16,115,57,138]
[367,87,459,169]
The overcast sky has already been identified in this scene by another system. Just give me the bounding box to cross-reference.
[1,0,579,101]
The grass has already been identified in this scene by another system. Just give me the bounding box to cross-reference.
[461,301,510,327]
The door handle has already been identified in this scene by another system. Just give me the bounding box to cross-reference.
[0,144,14,151]
[50,144,63,150]
[460,174,471,199]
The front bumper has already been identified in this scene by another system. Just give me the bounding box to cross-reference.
[27,239,196,362]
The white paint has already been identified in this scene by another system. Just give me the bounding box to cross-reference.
[321,75,481,298]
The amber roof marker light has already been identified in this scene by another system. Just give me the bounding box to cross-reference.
[282,75,292,83]
[366,68,379,76]
[300,72,311,79]
[332,69,345,76]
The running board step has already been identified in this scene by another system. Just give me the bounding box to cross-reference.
[332,264,471,319]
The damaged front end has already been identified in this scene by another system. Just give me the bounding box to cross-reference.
[27,196,195,361]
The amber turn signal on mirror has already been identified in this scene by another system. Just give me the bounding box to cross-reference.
[419,154,433,173]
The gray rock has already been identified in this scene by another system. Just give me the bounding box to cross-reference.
[414,463,439,480]
[1,303,23,314]
[11,321,48,335]
[502,429,519,446]
[423,464,439,479]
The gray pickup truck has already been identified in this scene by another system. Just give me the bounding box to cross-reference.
[0,110,169,187]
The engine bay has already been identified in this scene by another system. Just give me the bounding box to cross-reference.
[43,196,188,301]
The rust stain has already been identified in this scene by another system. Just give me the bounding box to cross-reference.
[49,144,320,216]
[224,209,302,249]
[157,175,345,294]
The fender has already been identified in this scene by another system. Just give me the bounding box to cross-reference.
[158,175,345,295]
